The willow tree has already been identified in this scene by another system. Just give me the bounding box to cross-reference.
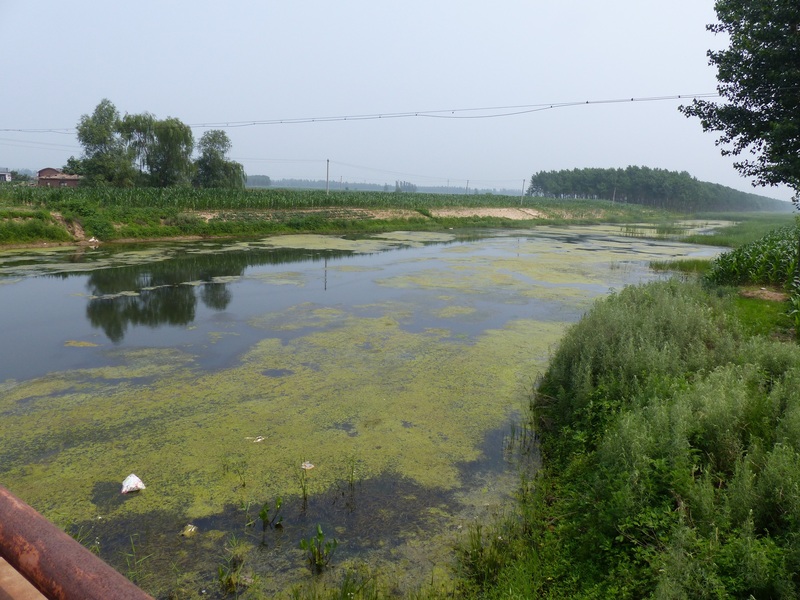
[146,117,194,187]
[680,0,800,202]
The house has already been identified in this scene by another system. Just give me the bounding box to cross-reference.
[37,168,81,187]
[0,168,10,183]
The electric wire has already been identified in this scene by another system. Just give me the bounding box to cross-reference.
[0,92,722,134]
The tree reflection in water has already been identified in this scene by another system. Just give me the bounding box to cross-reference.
[84,246,354,342]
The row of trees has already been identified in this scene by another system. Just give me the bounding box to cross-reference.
[65,99,245,189]
[527,166,789,212]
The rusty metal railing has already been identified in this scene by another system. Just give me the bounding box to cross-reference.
[0,485,153,600]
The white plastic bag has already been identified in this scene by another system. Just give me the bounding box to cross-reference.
[121,473,146,494]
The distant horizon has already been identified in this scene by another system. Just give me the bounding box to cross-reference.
[2,1,796,204]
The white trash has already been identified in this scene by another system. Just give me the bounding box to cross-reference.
[121,473,146,494]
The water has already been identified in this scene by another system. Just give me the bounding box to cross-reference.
[0,225,722,596]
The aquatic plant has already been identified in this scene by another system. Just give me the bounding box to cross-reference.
[258,496,283,533]
[297,461,312,510]
[217,534,250,594]
[300,524,338,574]
[222,455,249,489]
[122,534,152,586]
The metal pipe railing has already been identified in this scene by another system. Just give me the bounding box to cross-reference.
[0,485,154,600]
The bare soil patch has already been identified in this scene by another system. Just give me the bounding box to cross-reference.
[740,287,789,302]
[429,207,544,220]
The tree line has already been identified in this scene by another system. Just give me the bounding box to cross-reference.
[527,166,790,212]
[64,99,245,189]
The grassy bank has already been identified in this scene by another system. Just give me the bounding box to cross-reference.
[0,187,676,244]
[452,219,800,598]
[457,279,800,598]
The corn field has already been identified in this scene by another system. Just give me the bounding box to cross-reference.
[1,186,530,211]
[706,225,800,287]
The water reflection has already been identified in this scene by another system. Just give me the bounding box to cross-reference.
[83,247,359,342]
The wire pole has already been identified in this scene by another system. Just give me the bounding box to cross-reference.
[520,179,526,204]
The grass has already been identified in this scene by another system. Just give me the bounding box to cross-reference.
[682,212,796,247]
[733,294,794,338]
[0,187,682,245]
[648,257,711,275]
[454,278,800,598]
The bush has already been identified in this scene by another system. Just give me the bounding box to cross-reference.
[463,280,800,598]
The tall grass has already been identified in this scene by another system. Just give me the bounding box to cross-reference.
[683,212,796,247]
[458,280,800,598]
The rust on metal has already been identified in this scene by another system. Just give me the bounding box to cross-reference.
[0,485,153,600]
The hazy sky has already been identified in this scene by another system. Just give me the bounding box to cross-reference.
[1,1,794,200]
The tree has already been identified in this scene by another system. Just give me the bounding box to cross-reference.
[193,130,245,188]
[146,117,194,187]
[679,1,800,201]
[118,112,156,175]
[67,99,137,186]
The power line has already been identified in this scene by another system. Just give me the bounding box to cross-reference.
[0,92,722,134]
[188,93,721,128]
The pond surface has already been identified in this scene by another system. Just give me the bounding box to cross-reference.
[0,225,722,597]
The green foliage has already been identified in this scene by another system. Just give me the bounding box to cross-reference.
[194,130,246,189]
[681,213,795,248]
[706,225,799,287]
[648,258,711,275]
[679,1,800,200]
[218,534,250,594]
[527,166,788,212]
[460,279,800,598]
[533,280,741,461]
[146,117,194,187]
[70,99,138,186]
[300,524,338,574]
[733,294,794,338]
[257,496,283,532]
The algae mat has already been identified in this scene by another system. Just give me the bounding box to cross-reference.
[0,226,722,596]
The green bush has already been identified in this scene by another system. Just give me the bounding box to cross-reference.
[533,280,742,462]
[461,280,800,599]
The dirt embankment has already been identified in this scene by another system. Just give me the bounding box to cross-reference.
[3,206,548,249]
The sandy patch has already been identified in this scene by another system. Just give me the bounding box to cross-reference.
[430,207,543,220]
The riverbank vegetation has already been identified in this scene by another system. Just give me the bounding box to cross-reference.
[0,185,794,247]
[452,213,800,598]
[0,187,674,245]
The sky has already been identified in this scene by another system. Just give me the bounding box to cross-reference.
[0,0,795,201]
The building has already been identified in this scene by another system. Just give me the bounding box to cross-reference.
[0,168,11,183]
[37,168,81,187]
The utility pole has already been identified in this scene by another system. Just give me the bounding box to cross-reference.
[326,159,330,195]
[520,179,526,204]
[466,180,469,195]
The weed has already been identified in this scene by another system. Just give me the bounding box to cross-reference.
[122,534,153,586]
[218,534,250,594]
[222,455,249,489]
[258,496,283,534]
[240,498,257,528]
[345,455,360,491]
[300,524,338,574]
[297,462,311,510]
